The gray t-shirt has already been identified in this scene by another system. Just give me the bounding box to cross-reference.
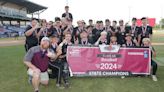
[24,46,50,72]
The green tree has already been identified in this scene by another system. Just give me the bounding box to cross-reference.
[159,18,164,29]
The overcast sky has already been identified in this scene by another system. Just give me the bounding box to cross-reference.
[29,0,164,24]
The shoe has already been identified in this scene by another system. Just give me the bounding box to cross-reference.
[56,83,60,87]
[56,83,64,89]
[121,76,125,79]
[35,90,39,92]
[64,82,70,88]
[28,75,32,84]
[152,75,158,81]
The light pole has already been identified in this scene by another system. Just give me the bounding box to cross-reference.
[128,6,132,24]
[160,5,163,30]
[66,0,69,6]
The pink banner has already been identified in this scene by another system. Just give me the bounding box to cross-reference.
[67,46,151,77]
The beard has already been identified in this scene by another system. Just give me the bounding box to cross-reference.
[41,44,49,49]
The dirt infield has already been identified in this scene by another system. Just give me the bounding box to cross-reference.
[0,39,25,47]
[152,43,164,45]
[0,39,164,47]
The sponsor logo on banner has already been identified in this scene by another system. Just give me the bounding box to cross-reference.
[99,45,120,53]
[69,47,81,57]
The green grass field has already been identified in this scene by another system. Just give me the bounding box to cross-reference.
[152,31,164,43]
[0,31,164,92]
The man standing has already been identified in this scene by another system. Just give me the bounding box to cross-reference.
[140,17,153,44]
[24,18,39,51]
[88,19,94,27]
[92,21,104,43]
[117,20,126,45]
[73,20,85,43]
[62,6,73,22]
[125,18,141,45]
[105,19,112,33]
[24,37,56,92]
[53,18,63,42]
[58,33,72,88]
[111,20,118,36]
[37,19,48,44]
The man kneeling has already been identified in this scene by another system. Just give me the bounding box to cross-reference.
[24,37,56,92]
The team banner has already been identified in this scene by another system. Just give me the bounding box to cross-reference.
[67,45,151,77]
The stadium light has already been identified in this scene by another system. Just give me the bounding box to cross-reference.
[66,0,69,6]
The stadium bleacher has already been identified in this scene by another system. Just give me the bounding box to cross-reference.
[0,0,47,38]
